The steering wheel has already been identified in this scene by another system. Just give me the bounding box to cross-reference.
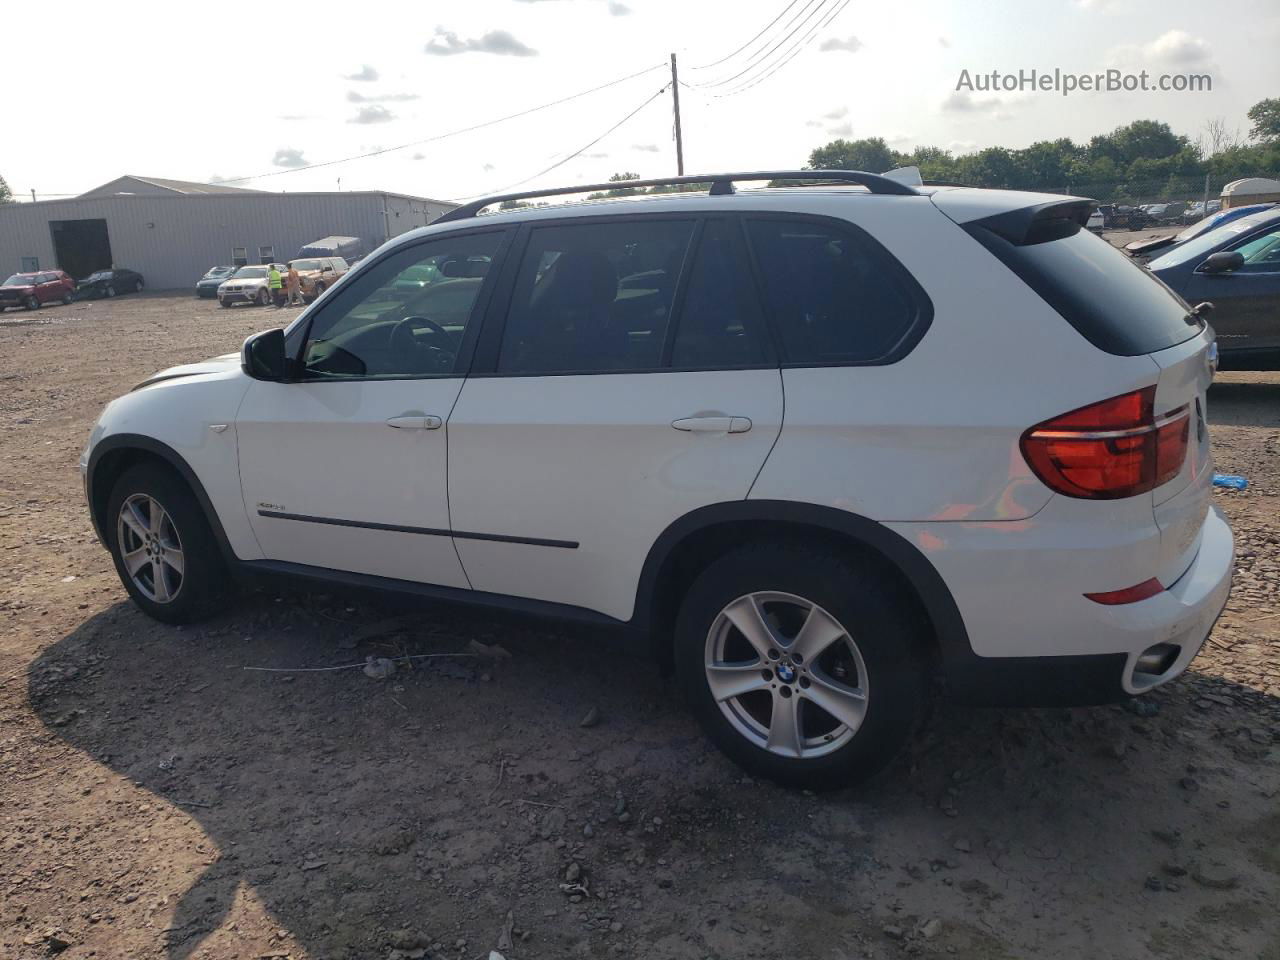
[389,316,454,371]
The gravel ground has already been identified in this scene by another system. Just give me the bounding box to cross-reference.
[1,292,1277,960]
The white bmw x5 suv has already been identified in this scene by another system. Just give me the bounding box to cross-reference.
[82,170,1233,788]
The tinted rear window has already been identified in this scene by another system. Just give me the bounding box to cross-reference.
[967,225,1199,356]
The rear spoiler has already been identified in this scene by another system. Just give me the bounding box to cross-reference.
[965,199,1097,246]
[1123,234,1177,258]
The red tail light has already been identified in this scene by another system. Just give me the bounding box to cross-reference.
[1021,387,1189,500]
[1084,578,1164,605]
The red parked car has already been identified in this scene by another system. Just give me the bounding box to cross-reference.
[0,270,76,311]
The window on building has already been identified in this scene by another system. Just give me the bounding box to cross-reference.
[258,245,275,264]
[20,257,38,272]
[232,247,248,267]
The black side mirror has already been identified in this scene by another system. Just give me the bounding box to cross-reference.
[242,328,290,381]
[1199,251,1245,275]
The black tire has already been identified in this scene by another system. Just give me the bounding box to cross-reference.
[256,288,270,306]
[312,282,325,299]
[219,299,232,308]
[106,463,232,624]
[675,542,927,790]
[61,293,73,305]
[105,285,116,298]
[24,295,38,311]
[134,279,143,293]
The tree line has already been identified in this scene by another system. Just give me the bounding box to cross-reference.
[807,98,1280,204]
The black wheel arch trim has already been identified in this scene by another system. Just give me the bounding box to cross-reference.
[87,434,237,563]
[632,500,975,666]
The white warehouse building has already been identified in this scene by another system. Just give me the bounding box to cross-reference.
[0,175,456,289]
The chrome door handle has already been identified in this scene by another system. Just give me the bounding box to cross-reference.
[385,414,443,430]
[672,416,752,434]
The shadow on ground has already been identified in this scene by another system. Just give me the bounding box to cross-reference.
[27,594,1280,960]
[1208,379,1280,428]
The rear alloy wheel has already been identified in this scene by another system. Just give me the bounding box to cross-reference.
[107,463,231,623]
[61,292,73,305]
[24,295,38,310]
[134,279,143,293]
[676,543,926,789]
[105,285,116,298]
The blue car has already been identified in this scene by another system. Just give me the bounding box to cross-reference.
[196,265,236,299]
[1126,203,1275,260]
[1147,206,1280,370]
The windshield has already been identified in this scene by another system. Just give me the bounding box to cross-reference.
[290,259,323,271]
[204,266,233,278]
[1149,213,1279,270]
[87,271,113,281]
[2,274,34,285]
[233,266,268,278]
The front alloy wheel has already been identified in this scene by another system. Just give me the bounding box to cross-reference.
[116,494,185,603]
[705,592,869,759]
[107,463,231,623]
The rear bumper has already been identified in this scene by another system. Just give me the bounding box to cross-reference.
[901,505,1233,706]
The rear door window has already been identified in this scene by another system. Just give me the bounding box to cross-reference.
[745,218,929,365]
[669,219,768,368]
[496,219,695,375]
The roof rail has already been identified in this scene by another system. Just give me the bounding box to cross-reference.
[436,169,918,223]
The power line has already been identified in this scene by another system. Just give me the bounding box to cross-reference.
[691,0,835,89]
[215,62,666,185]
[713,0,853,98]
[688,0,805,70]
[451,84,671,202]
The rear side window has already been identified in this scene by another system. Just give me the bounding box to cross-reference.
[670,220,767,368]
[969,226,1198,356]
[497,219,694,374]
[745,218,928,365]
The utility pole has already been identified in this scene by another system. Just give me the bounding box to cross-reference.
[30,189,36,202]
[670,53,684,176]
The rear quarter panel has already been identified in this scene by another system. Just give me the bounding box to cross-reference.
[748,195,1162,522]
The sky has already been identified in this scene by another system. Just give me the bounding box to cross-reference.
[2,0,1276,203]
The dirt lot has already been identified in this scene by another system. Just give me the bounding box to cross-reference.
[1,292,1278,960]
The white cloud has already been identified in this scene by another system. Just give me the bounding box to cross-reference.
[633,143,660,152]
[819,35,863,53]
[1146,29,1212,64]
[349,105,395,124]
[424,28,538,57]
[827,121,854,136]
[938,36,950,48]
[1107,29,1213,69]
[941,90,1012,119]
[272,148,307,168]
[347,90,420,103]
[344,64,379,82]
[823,106,849,120]
[608,1,631,13]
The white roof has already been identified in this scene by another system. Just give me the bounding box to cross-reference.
[1221,177,1280,197]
